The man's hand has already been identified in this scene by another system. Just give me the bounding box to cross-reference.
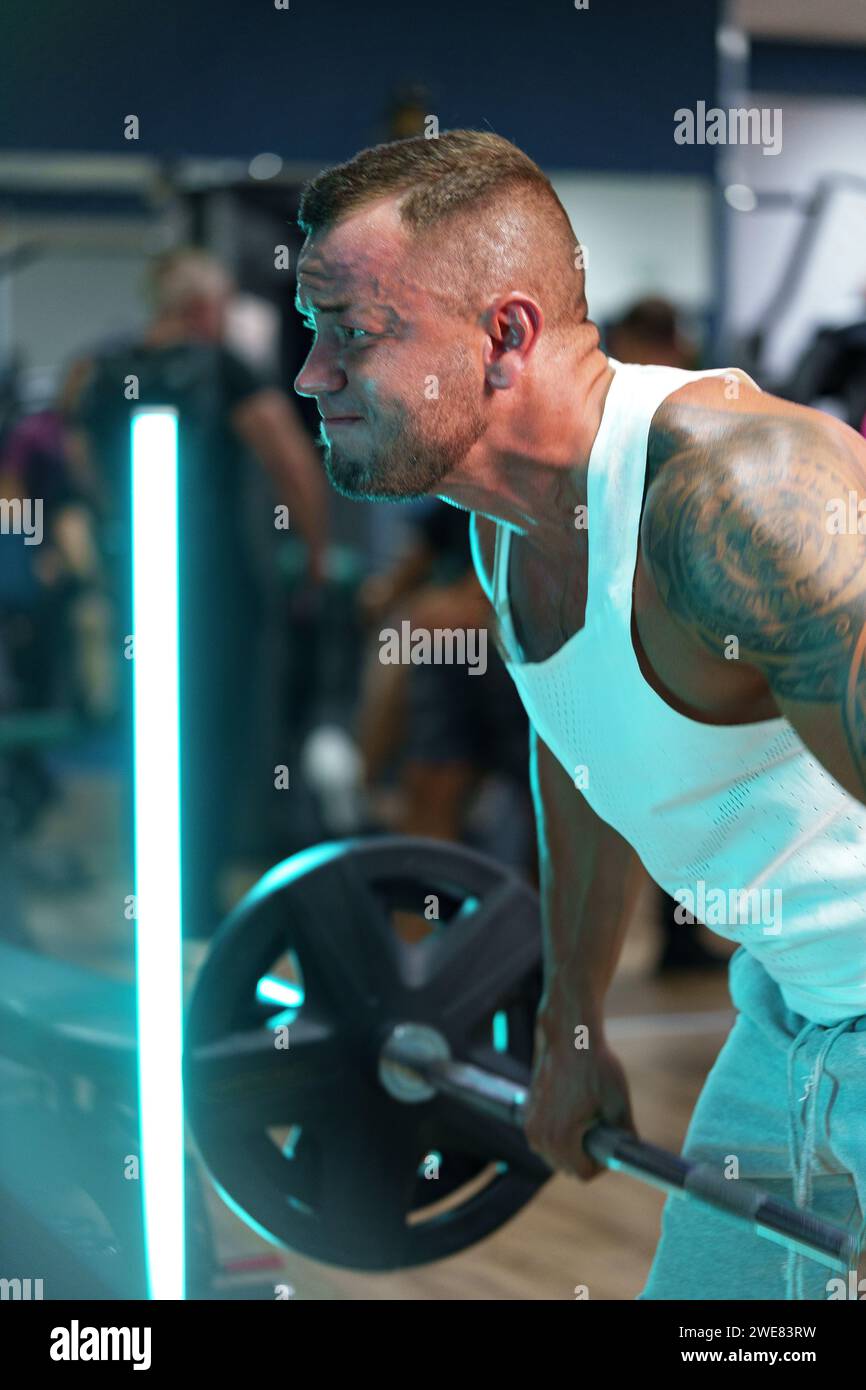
[525,730,644,1179]
[523,1018,636,1181]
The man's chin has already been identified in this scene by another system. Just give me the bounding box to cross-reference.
[323,449,437,503]
[322,449,370,496]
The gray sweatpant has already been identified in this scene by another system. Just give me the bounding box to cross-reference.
[638,946,866,1300]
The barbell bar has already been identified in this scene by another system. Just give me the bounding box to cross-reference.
[379,1023,862,1276]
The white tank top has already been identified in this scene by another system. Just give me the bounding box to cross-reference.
[491,359,866,1024]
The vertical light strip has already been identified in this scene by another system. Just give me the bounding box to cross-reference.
[131,407,185,1300]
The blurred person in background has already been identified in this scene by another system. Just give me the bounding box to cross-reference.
[0,360,112,865]
[71,247,328,938]
[605,295,698,371]
[783,294,866,433]
[356,498,535,878]
[0,360,111,717]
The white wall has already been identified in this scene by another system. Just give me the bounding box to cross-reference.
[3,221,151,400]
[721,96,866,381]
[549,173,714,324]
[734,0,866,43]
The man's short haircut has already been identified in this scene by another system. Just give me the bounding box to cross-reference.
[298,129,587,334]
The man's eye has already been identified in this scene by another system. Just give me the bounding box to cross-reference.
[300,320,368,343]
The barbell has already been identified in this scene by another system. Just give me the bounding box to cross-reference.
[379,1028,859,1274]
[183,836,861,1275]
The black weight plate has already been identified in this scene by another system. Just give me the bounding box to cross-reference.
[184,836,549,1271]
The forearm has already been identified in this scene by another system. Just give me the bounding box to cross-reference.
[232,391,329,562]
[263,436,328,559]
[537,828,642,1036]
[530,729,642,1041]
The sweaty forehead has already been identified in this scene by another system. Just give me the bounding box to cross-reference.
[296,202,450,316]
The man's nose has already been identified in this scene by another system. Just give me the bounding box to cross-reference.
[294,342,347,398]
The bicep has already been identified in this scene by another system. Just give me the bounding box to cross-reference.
[643,413,866,804]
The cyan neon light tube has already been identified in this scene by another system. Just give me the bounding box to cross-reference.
[131,406,185,1300]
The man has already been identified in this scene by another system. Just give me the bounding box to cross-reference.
[292,129,866,1300]
[74,248,328,937]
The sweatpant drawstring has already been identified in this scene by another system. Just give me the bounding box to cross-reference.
[785,1017,856,1299]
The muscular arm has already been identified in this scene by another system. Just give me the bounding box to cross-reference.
[231,388,328,575]
[642,409,866,805]
[530,728,644,1037]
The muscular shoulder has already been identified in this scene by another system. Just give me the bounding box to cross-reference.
[641,386,866,664]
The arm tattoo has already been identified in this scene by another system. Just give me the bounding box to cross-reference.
[642,409,866,786]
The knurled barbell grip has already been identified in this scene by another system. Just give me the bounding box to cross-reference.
[584,1125,859,1272]
[411,1055,859,1274]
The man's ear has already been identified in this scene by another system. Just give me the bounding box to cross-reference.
[484,301,540,388]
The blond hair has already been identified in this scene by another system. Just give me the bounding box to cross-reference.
[146,248,233,315]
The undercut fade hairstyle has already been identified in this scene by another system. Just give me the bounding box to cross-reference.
[298,129,589,336]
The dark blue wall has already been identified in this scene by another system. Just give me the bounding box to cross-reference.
[751,39,866,97]
[1,0,721,173]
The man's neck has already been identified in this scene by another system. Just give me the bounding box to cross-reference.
[439,345,615,554]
